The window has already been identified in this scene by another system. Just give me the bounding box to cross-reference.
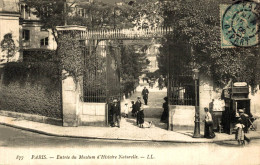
[22,30,30,41]
[40,37,49,46]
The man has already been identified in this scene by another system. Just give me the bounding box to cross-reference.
[238,109,250,143]
[135,96,142,125]
[142,86,149,105]
[111,98,121,128]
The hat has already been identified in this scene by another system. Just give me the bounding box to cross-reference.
[113,98,118,102]
[137,96,141,99]
[238,109,244,113]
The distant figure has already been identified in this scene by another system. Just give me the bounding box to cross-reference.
[131,101,136,117]
[123,103,129,118]
[135,96,142,125]
[111,98,120,128]
[204,108,215,139]
[142,87,149,105]
[160,97,169,123]
[158,75,164,90]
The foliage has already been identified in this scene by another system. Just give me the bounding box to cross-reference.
[0,33,17,62]
[25,0,66,42]
[67,1,136,30]
[120,44,149,94]
[57,32,84,83]
[155,0,260,88]
[0,62,61,119]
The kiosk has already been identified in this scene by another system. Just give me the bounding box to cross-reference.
[222,82,251,134]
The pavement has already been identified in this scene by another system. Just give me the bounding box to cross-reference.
[0,82,260,143]
[1,115,260,143]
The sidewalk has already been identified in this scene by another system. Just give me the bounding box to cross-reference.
[1,115,260,143]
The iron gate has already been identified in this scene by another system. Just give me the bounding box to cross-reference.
[82,40,121,103]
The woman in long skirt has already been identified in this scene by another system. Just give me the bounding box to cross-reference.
[204,108,215,138]
[139,105,144,128]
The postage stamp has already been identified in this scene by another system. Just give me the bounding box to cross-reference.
[221,1,259,48]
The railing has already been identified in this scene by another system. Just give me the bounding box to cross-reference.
[81,27,174,40]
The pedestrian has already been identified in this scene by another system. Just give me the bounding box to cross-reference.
[142,86,149,105]
[111,98,121,128]
[204,107,215,139]
[135,96,142,125]
[235,118,245,146]
[160,97,168,123]
[123,103,129,118]
[131,101,136,117]
[139,104,145,128]
[158,75,163,90]
[238,109,251,143]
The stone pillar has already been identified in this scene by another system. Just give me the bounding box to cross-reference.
[56,25,87,127]
[62,76,78,127]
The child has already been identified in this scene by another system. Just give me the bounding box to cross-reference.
[124,103,129,118]
[131,101,136,117]
[235,118,245,146]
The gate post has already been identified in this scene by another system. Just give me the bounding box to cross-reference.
[56,25,87,127]
[62,75,78,127]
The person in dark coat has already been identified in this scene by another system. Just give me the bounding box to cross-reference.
[111,98,121,128]
[135,97,142,125]
[139,105,144,128]
[160,97,169,123]
[131,101,136,117]
[142,87,149,105]
[158,75,164,90]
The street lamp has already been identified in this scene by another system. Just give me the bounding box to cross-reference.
[192,69,201,138]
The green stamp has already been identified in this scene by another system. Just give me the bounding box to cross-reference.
[221,1,258,48]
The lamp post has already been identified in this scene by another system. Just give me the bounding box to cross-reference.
[192,69,201,138]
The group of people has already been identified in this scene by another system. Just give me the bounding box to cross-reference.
[234,109,251,145]
[142,75,167,90]
[203,107,252,145]
[110,96,146,128]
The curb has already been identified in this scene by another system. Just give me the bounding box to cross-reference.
[1,122,260,143]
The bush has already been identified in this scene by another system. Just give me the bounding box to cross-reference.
[0,61,62,119]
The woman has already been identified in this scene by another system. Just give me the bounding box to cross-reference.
[160,97,168,123]
[204,107,215,138]
[139,104,145,128]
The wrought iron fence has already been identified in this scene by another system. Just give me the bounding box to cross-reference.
[82,40,121,103]
[168,75,197,106]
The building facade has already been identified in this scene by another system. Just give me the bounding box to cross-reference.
[0,0,20,64]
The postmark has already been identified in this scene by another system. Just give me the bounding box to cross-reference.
[221,1,259,48]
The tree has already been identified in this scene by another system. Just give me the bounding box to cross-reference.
[120,44,149,95]
[67,1,136,30]
[154,0,260,89]
[25,0,66,44]
[0,33,17,63]
[25,0,151,89]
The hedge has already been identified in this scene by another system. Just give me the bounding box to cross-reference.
[0,61,62,119]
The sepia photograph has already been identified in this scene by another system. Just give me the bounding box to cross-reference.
[0,0,260,164]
